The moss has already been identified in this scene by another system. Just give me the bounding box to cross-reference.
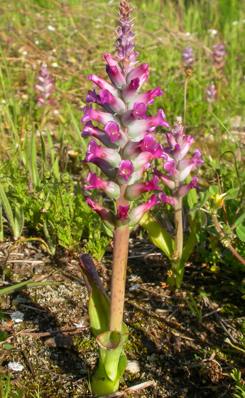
[73,335,96,353]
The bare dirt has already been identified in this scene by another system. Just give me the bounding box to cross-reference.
[0,239,244,397]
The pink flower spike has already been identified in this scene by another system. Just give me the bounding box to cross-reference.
[104,121,121,143]
[104,53,126,88]
[178,176,198,197]
[88,74,118,97]
[86,197,115,224]
[117,205,130,220]
[82,106,117,125]
[118,160,134,182]
[36,64,55,107]
[127,64,149,88]
[159,193,177,207]
[129,195,159,226]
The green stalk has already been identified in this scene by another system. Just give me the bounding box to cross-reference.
[183,77,188,124]
[168,195,184,289]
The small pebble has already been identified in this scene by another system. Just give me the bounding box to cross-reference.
[11,311,24,323]
[8,362,24,372]
[126,360,140,374]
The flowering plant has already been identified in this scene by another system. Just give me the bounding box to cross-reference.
[141,117,203,289]
[80,0,168,395]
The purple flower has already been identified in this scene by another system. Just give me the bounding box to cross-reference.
[86,197,114,224]
[178,176,198,197]
[88,74,118,97]
[129,195,159,225]
[104,122,122,143]
[85,140,121,167]
[159,193,177,206]
[86,88,126,114]
[178,149,203,181]
[127,109,169,141]
[127,64,150,88]
[85,173,120,199]
[118,160,134,182]
[212,43,226,69]
[82,122,116,148]
[127,87,163,107]
[82,106,117,126]
[206,82,217,103]
[116,0,138,72]
[35,64,54,106]
[182,47,194,68]
[104,53,126,88]
[117,205,129,220]
[125,176,160,200]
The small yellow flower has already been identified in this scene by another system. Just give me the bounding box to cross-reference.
[211,193,226,208]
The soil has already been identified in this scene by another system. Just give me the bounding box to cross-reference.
[0,239,244,398]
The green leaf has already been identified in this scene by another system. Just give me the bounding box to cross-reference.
[80,255,128,395]
[0,202,3,241]
[0,183,16,238]
[80,254,110,336]
[236,223,245,242]
[3,343,13,350]
[225,187,239,200]
[140,212,174,259]
[97,330,128,381]
[181,219,198,264]
[0,331,9,342]
[29,131,40,188]
[187,188,198,209]
[91,350,127,396]
[0,280,58,296]
[234,213,245,228]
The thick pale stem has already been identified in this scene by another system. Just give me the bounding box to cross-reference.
[174,196,183,262]
[109,223,130,332]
